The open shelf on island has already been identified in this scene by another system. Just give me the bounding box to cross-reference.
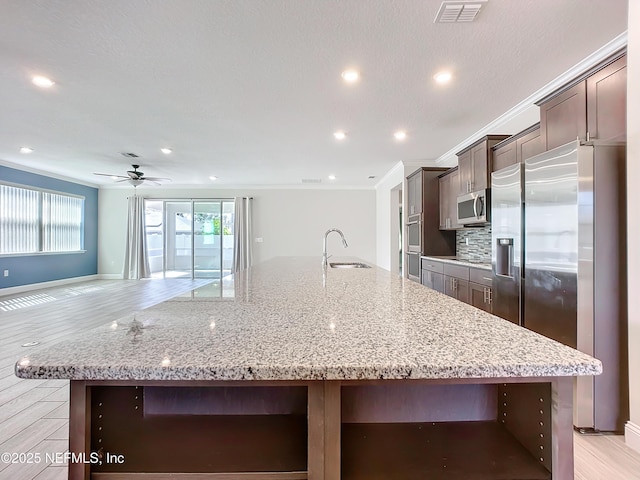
[90,385,308,475]
[342,421,551,480]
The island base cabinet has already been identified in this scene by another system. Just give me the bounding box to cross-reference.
[69,382,316,480]
[339,379,573,480]
[68,378,573,480]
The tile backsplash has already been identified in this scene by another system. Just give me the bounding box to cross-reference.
[456,225,492,263]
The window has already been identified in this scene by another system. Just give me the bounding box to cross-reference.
[0,183,84,254]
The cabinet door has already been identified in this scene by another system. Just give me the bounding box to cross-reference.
[470,143,488,191]
[456,278,470,304]
[587,55,627,142]
[449,170,461,229]
[444,276,469,302]
[439,175,449,229]
[492,141,517,172]
[516,126,543,163]
[414,171,423,215]
[407,174,416,216]
[422,270,444,293]
[540,81,587,150]
[458,151,472,194]
[444,275,455,298]
[469,282,491,313]
[431,272,444,293]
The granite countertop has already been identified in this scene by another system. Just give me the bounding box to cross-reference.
[15,257,600,381]
[421,255,492,271]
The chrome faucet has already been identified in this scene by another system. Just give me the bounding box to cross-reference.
[322,228,349,267]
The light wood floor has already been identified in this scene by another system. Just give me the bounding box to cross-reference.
[1,279,639,480]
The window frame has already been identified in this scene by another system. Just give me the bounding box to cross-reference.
[0,180,86,256]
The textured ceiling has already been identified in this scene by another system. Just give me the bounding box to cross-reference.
[0,0,629,188]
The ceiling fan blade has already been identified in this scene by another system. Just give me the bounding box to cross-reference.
[143,176,171,182]
[115,178,131,183]
[94,173,128,179]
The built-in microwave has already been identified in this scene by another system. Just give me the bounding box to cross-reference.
[457,189,490,225]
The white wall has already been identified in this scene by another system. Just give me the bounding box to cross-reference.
[98,187,376,275]
[375,162,404,272]
[626,0,640,453]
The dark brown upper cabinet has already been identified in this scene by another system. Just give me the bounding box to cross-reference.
[406,170,423,217]
[438,168,461,230]
[405,168,456,259]
[457,135,510,194]
[586,54,627,142]
[491,123,544,172]
[539,53,626,150]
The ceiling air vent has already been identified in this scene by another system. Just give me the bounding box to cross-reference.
[301,178,322,184]
[121,152,140,158]
[434,1,487,23]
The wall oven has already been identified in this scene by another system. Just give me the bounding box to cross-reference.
[457,189,490,225]
[406,252,421,282]
[406,214,422,253]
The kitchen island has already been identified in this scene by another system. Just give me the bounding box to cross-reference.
[15,257,601,480]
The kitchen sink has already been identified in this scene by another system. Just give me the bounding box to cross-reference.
[329,262,371,269]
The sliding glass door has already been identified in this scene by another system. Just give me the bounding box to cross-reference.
[145,199,234,279]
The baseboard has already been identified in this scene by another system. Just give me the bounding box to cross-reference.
[626,421,640,454]
[97,273,123,280]
[0,274,101,296]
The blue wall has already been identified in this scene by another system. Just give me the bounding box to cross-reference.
[0,165,99,289]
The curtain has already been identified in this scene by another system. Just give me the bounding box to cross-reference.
[123,194,150,279]
[233,197,253,272]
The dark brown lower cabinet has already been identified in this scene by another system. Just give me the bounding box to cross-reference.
[470,282,493,313]
[422,259,494,312]
[421,269,444,293]
[444,275,469,303]
[70,378,574,480]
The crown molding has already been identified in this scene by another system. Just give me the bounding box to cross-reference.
[434,31,628,165]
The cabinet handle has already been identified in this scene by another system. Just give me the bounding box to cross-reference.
[488,288,492,304]
[482,277,492,281]
[483,287,487,303]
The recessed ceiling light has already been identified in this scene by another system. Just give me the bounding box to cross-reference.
[209,176,218,181]
[32,75,55,88]
[394,130,407,141]
[20,147,33,154]
[434,71,453,84]
[334,131,347,140]
[328,175,336,180]
[341,69,360,83]
[160,148,172,155]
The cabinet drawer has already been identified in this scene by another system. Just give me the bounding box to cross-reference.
[469,268,493,286]
[421,258,444,273]
[443,263,469,280]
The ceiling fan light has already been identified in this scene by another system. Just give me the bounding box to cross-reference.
[128,179,144,187]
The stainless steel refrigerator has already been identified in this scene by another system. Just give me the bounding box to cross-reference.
[491,140,628,432]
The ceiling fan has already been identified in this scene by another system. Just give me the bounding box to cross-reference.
[93,164,171,187]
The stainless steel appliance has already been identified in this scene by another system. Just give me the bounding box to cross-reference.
[491,140,628,432]
[457,189,489,225]
[406,251,421,282]
[406,214,422,253]
[491,164,523,326]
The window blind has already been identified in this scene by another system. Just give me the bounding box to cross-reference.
[0,183,84,254]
